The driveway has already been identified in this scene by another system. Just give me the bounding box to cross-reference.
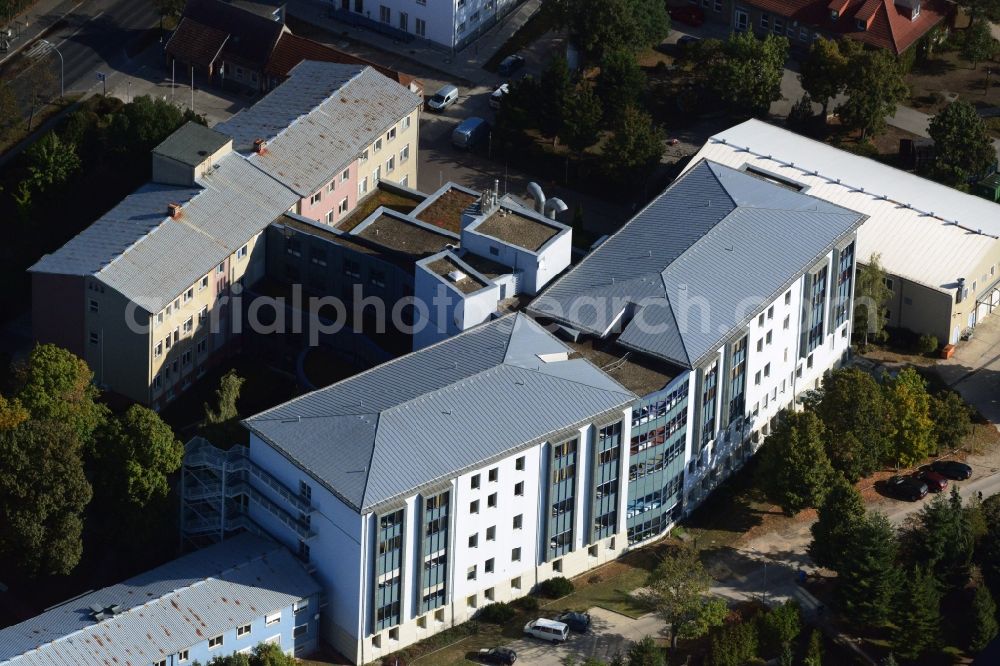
[938,312,1000,428]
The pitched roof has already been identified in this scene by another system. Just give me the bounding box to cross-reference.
[0,533,318,666]
[29,151,297,312]
[165,16,230,67]
[528,160,865,369]
[153,121,232,167]
[244,313,635,513]
[741,0,949,53]
[265,33,417,90]
[215,62,422,197]
[692,119,1000,292]
[180,0,286,68]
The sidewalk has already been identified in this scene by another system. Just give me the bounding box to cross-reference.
[0,0,83,68]
[885,102,1000,162]
[282,0,541,85]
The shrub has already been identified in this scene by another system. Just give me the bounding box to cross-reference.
[708,619,759,666]
[916,334,939,354]
[512,595,540,612]
[536,576,575,598]
[475,602,516,624]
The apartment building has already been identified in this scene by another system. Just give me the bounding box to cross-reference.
[0,533,321,665]
[529,158,866,535]
[693,120,1000,345]
[29,62,422,408]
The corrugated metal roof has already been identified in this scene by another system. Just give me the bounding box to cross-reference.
[29,151,298,313]
[215,62,422,197]
[0,533,319,666]
[529,160,865,369]
[694,119,1000,291]
[153,121,231,167]
[244,313,635,512]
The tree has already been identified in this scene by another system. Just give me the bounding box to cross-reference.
[709,32,788,117]
[205,642,297,665]
[757,601,801,658]
[756,410,834,515]
[962,19,998,69]
[902,487,975,587]
[884,367,934,467]
[813,367,893,479]
[799,37,858,118]
[0,80,24,144]
[108,95,204,158]
[927,101,996,185]
[153,0,186,19]
[0,419,92,576]
[495,75,541,138]
[956,0,1000,23]
[970,584,999,653]
[707,619,758,666]
[25,132,81,193]
[835,512,900,627]
[853,253,893,347]
[640,545,727,650]
[891,565,942,660]
[0,395,29,431]
[624,636,665,666]
[558,0,670,63]
[810,475,865,572]
[803,628,823,666]
[979,497,1000,598]
[597,49,646,119]
[539,54,573,137]
[560,85,603,152]
[930,389,972,453]
[24,62,57,132]
[836,50,908,139]
[602,105,664,182]
[203,369,246,444]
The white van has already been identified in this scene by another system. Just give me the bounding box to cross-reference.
[523,618,570,643]
[427,84,459,111]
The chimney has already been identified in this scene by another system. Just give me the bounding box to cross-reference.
[253,138,267,154]
[167,203,182,218]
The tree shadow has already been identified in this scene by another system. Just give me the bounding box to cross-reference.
[914,58,957,77]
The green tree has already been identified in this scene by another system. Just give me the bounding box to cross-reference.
[813,367,893,479]
[979,496,1000,597]
[558,0,670,63]
[602,105,664,183]
[560,85,603,152]
[799,37,858,118]
[757,410,834,515]
[25,132,81,193]
[153,0,186,19]
[757,600,801,658]
[903,487,975,587]
[853,253,893,347]
[539,54,573,137]
[24,62,57,131]
[810,475,865,572]
[927,101,996,185]
[204,641,297,665]
[957,0,1000,22]
[0,81,24,144]
[970,584,999,653]
[0,419,92,576]
[835,512,900,627]
[709,32,788,117]
[803,628,823,666]
[203,369,246,444]
[15,344,108,449]
[836,50,908,139]
[624,636,665,666]
[495,75,541,138]
[891,565,942,660]
[640,545,727,651]
[884,367,934,467]
[597,49,646,119]
[962,19,998,69]
[930,389,972,453]
[707,619,758,666]
[108,96,204,158]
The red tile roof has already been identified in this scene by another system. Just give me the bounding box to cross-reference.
[165,17,230,68]
[265,33,420,92]
[743,0,950,53]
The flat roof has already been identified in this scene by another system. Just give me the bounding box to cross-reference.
[415,187,478,233]
[152,121,231,167]
[564,335,679,397]
[459,252,512,280]
[355,214,455,258]
[474,208,560,251]
[426,256,490,294]
[336,187,424,232]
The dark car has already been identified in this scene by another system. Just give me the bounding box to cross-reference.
[887,475,928,501]
[497,54,526,76]
[677,35,702,49]
[556,611,591,633]
[916,470,948,492]
[668,5,705,26]
[477,647,517,665]
[930,460,973,480]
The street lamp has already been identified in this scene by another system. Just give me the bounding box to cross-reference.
[39,39,63,98]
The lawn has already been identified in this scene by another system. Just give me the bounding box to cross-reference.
[907,48,1000,122]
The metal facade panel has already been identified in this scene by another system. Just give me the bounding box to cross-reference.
[0,534,318,666]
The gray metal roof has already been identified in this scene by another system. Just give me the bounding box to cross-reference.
[152,121,232,167]
[244,313,635,513]
[0,533,319,666]
[29,151,298,313]
[214,62,423,197]
[529,160,866,369]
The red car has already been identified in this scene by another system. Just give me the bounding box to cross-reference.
[916,470,949,492]
[668,5,705,26]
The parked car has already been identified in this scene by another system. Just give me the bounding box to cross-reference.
[887,475,928,501]
[477,647,517,664]
[427,84,459,111]
[452,117,490,149]
[930,459,973,480]
[489,83,509,110]
[497,54,525,76]
[916,469,949,492]
[668,5,705,26]
[556,611,591,633]
[523,618,570,643]
[677,35,701,49]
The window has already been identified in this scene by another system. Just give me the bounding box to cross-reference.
[760,12,769,28]
[484,587,494,601]
[471,10,480,22]
[485,558,494,573]
[155,660,167,666]
[238,244,248,259]
[201,275,209,290]
[515,456,525,470]
[552,559,563,573]
[185,287,194,302]
[764,363,771,378]
[767,306,774,319]
[486,526,496,540]
[294,624,308,638]
[217,262,225,274]
[402,115,411,131]
[856,17,866,30]
[513,514,522,529]
[374,138,383,153]
[155,341,163,357]
[488,493,497,508]
[183,317,193,334]
[90,331,99,345]
[341,168,350,183]
[178,651,189,663]
[360,149,369,163]
[512,547,521,561]
[467,595,477,608]
[773,17,784,33]
[400,143,410,163]
[469,533,479,548]
[370,269,386,288]
[471,474,480,489]
[379,4,390,22]
[237,623,251,638]
[265,611,281,626]
[386,155,395,173]
[783,315,790,330]
[470,500,479,513]
[294,598,309,614]
[514,481,524,496]
[785,290,792,305]
[713,0,721,10]
[488,468,498,482]
[467,565,477,580]
[754,371,761,385]
[310,191,322,205]
[89,299,99,313]
[458,21,466,32]
[765,330,772,345]
[415,17,425,35]
[399,11,408,30]
[387,126,397,141]
[299,481,312,501]
[338,197,349,214]
[758,313,765,326]
[327,181,336,193]
[208,635,224,649]
[325,210,334,224]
